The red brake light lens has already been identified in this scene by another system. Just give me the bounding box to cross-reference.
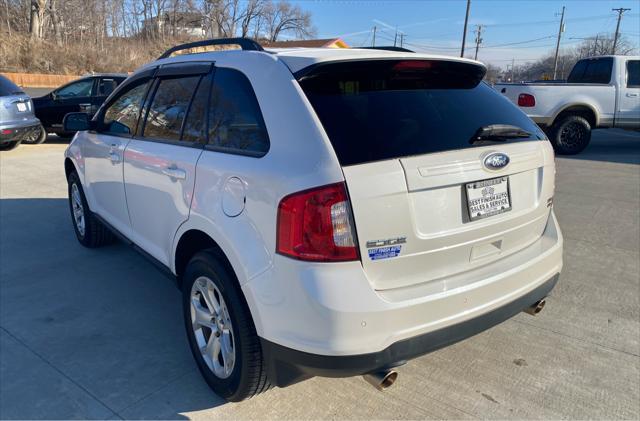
[1,129,13,135]
[276,182,359,262]
[518,93,536,107]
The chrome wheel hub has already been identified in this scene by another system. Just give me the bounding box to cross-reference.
[190,276,236,379]
[71,183,85,236]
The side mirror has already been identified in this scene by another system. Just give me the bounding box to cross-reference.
[63,112,92,132]
[50,91,57,101]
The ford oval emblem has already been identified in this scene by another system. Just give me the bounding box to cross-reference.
[483,153,510,171]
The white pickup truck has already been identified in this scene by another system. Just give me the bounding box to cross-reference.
[496,55,639,154]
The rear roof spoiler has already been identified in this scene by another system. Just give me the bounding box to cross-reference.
[158,37,264,60]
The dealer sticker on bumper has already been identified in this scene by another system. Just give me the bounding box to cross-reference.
[368,245,402,260]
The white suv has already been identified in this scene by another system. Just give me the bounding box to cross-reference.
[63,38,563,401]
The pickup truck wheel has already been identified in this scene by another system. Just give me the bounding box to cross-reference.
[182,251,271,402]
[67,171,114,247]
[550,115,592,155]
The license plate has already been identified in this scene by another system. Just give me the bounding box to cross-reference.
[16,102,27,112]
[465,177,512,221]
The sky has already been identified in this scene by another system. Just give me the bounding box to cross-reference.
[292,0,640,67]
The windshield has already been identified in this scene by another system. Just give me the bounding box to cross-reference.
[0,75,24,97]
[299,60,545,166]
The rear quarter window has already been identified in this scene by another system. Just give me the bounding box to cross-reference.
[299,60,544,166]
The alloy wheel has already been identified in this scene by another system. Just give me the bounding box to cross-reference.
[71,183,85,236]
[190,276,236,379]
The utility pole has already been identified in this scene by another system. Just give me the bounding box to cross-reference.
[461,0,471,57]
[394,26,398,47]
[552,6,565,80]
[473,24,483,60]
[612,8,631,54]
[372,26,377,47]
[511,58,515,82]
[593,34,599,56]
[399,34,405,48]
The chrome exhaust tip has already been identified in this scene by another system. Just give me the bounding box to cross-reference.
[524,298,546,315]
[363,369,398,391]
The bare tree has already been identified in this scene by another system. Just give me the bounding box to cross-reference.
[263,0,314,42]
[29,0,46,39]
[240,0,265,38]
[575,34,635,58]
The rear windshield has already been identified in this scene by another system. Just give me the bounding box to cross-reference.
[0,75,24,97]
[299,60,544,166]
[567,58,613,84]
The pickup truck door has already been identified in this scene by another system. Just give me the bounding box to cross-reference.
[617,59,640,128]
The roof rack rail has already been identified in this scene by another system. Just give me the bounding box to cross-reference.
[158,37,264,60]
[359,46,415,53]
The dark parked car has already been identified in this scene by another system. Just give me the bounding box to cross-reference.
[33,73,126,139]
[0,75,43,151]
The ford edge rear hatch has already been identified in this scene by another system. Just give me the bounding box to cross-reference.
[298,58,556,290]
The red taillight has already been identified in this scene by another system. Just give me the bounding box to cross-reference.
[518,93,536,107]
[276,182,359,262]
[1,129,12,135]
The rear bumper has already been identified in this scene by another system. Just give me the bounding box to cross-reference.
[245,211,562,386]
[0,120,41,143]
[261,273,558,387]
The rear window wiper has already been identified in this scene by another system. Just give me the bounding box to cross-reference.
[470,124,532,144]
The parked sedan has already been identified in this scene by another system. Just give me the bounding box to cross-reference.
[0,75,43,151]
[32,73,126,140]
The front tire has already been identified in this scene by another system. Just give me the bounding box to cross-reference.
[549,115,592,155]
[182,251,271,402]
[67,171,114,247]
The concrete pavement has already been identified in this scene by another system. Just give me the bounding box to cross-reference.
[1,130,638,419]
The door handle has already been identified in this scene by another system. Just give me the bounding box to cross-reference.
[109,152,121,164]
[162,167,187,180]
[626,93,639,97]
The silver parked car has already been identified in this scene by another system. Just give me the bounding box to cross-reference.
[0,75,45,152]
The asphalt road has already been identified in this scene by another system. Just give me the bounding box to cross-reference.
[1,130,638,420]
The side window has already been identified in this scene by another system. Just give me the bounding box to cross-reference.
[208,68,269,156]
[143,76,200,142]
[627,60,640,88]
[97,78,118,97]
[182,76,210,143]
[56,79,94,98]
[101,80,150,135]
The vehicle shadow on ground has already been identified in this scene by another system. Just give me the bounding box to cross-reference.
[558,129,640,165]
[0,198,227,419]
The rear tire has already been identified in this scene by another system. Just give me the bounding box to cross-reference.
[21,126,47,145]
[67,171,114,248]
[182,251,271,402]
[549,115,592,155]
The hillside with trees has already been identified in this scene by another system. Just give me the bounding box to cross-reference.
[0,0,316,74]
